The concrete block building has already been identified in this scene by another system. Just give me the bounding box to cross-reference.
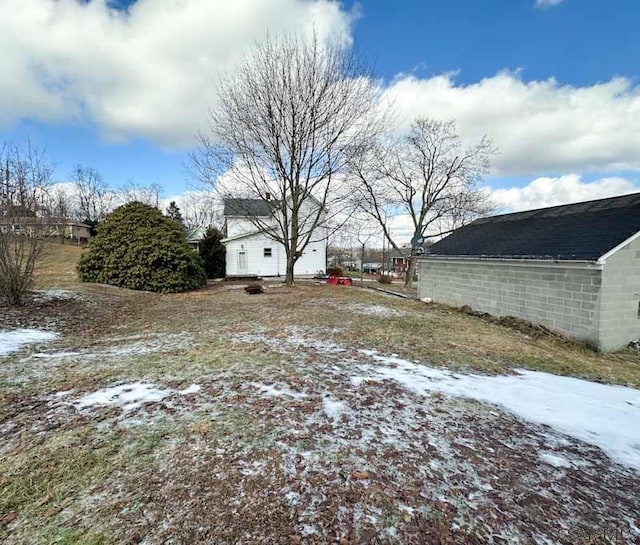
[417,193,640,352]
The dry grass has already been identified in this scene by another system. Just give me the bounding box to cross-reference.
[23,243,640,388]
[1,243,639,544]
[34,242,86,289]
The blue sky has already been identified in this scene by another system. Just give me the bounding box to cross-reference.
[1,0,640,217]
[350,0,639,87]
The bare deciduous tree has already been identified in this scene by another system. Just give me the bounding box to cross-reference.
[119,180,162,209]
[350,118,496,288]
[0,142,54,306]
[180,191,222,233]
[71,165,114,233]
[42,185,74,243]
[190,32,383,285]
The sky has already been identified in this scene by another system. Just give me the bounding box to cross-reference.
[1,0,640,240]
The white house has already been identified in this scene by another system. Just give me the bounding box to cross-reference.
[222,198,327,278]
[418,192,640,352]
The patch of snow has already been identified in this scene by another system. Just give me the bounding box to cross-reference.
[357,350,640,471]
[0,329,58,356]
[350,376,368,387]
[350,303,412,318]
[31,351,82,359]
[71,381,202,414]
[250,382,307,400]
[54,390,74,398]
[239,460,266,476]
[32,289,80,302]
[322,396,349,421]
[74,382,171,413]
[538,451,572,469]
[180,384,201,395]
[30,333,194,362]
[232,327,345,354]
[300,525,318,537]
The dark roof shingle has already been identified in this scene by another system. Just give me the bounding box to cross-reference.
[223,198,278,217]
[427,192,640,261]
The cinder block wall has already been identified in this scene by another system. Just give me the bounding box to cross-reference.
[598,236,640,351]
[417,259,603,347]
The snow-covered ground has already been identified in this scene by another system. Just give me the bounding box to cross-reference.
[355,350,640,471]
[0,329,58,356]
[349,303,413,318]
[68,381,201,413]
[231,327,346,354]
[32,289,81,302]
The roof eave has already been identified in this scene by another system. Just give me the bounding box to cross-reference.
[420,255,602,266]
[597,230,640,264]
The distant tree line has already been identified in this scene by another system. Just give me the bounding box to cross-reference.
[0,140,225,306]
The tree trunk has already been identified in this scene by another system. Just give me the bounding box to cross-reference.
[285,253,296,286]
[404,254,417,289]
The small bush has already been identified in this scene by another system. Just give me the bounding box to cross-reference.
[327,267,344,277]
[199,226,226,279]
[77,202,205,293]
[377,275,392,284]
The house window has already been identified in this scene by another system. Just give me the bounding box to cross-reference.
[264,248,272,257]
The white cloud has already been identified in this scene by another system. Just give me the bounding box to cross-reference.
[4,1,640,183]
[0,0,354,146]
[384,72,640,176]
[489,175,639,213]
[535,0,564,8]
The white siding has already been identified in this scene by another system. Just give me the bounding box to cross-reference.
[225,217,273,238]
[225,232,326,277]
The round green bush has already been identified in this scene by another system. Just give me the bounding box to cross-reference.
[77,202,206,293]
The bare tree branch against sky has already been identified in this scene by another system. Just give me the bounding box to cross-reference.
[191,32,384,284]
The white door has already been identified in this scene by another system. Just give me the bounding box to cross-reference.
[237,251,248,274]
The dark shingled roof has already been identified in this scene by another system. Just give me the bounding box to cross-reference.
[223,198,278,217]
[427,192,640,261]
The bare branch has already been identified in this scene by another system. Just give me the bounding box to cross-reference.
[348,118,497,288]
[190,32,385,284]
[0,141,54,305]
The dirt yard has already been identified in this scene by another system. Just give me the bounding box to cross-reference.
[1,243,639,544]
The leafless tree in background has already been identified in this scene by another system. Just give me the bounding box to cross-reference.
[190,32,383,284]
[181,191,222,233]
[119,180,162,209]
[71,165,114,232]
[43,185,74,243]
[0,142,54,305]
[349,118,496,288]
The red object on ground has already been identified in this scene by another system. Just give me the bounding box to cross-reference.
[327,276,352,286]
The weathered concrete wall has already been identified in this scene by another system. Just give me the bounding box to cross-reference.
[417,259,603,347]
[598,235,640,351]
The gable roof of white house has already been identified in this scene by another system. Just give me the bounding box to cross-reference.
[426,192,640,262]
[223,198,280,217]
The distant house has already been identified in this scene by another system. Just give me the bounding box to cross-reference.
[0,216,91,243]
[418,193,640,352]
[390,255,408,273]
[390,246,415,274]
[362,262,382,275]
[222,198,327,278]
[186,226,206,251]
